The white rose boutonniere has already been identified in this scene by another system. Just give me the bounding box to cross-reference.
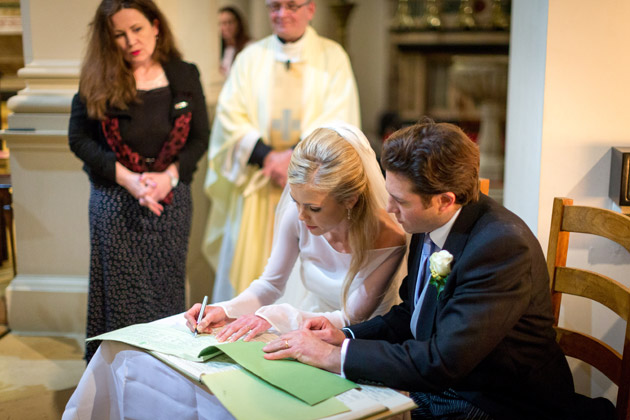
[429,250,453,299]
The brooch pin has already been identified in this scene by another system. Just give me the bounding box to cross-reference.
[174,101,188,110]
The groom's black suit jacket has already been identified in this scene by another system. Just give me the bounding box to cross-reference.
[344,194,609,420]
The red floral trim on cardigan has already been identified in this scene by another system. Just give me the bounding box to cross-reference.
[101,112,192,205]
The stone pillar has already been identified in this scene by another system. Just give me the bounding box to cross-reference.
[1,0,98,336]
[0,0,24,330]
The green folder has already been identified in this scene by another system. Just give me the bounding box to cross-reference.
[201,368,349,420]
[88,323,356,407]
[200,341,357,405]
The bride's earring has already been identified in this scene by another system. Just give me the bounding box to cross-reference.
[347,208,352,220]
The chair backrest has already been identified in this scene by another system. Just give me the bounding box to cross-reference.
[479,178,489,196]
[547,197,630,420]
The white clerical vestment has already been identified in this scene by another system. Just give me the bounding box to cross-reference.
[203,26,360,302]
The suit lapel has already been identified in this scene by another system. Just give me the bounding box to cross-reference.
[162,61,194,121]
[414,195,490,339]
[442,194,488,267]
[416,283,438,339]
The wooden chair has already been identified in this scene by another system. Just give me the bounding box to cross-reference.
[547,197,630,420]
[479,178,489,196]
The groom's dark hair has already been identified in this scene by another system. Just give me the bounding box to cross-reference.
[381,118,480,206]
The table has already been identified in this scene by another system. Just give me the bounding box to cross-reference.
[62,315,414,420]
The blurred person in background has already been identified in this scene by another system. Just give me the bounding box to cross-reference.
[219,6,251,76]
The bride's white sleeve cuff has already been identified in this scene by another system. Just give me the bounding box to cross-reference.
[215,289,262,319]
[255,303,304,333]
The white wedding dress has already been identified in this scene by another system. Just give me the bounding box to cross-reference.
[216,203,406,333]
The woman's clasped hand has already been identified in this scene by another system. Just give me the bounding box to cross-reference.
[117,163,179,216]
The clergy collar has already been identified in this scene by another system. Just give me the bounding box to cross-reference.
[428,207,462,249]
[275,32,305,44]
[273,28,308,64]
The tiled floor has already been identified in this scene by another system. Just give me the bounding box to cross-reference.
[0,231,85,419]
[0,333,85,419]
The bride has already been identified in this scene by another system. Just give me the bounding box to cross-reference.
[185,122,406,342]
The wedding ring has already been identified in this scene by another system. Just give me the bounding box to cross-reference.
[284,339,290,349]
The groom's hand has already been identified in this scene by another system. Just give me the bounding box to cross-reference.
[301,317,347,346]
[263,330,341,374]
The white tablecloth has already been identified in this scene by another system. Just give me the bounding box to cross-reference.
[62,313,236,420]
[62,341,235,420]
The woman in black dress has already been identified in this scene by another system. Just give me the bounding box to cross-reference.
[68,0,209,362]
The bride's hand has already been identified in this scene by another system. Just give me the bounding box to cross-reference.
[184,305,230,334]
[215,314,272,343]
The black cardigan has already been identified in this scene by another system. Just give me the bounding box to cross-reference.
[68,59,210,185]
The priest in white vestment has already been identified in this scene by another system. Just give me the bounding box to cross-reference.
[203,0,360,302]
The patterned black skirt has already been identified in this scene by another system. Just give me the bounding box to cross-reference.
[85,182,192,362]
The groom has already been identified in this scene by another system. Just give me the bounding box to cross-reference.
[263,121,614,419]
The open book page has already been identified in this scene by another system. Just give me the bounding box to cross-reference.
[86,323,219,361]
[356,385,416,412]
[323,389,387,420]
[87,313,278,362]
[323,386,416,420]
[149,331,278,382]
[150,351,242,382]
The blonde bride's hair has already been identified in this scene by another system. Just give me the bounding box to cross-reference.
[288,128,379,319]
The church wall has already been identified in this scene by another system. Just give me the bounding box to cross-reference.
[506,0,630,401]
[343,0,390,148]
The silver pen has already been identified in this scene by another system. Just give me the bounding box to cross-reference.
[194,295,208,338]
